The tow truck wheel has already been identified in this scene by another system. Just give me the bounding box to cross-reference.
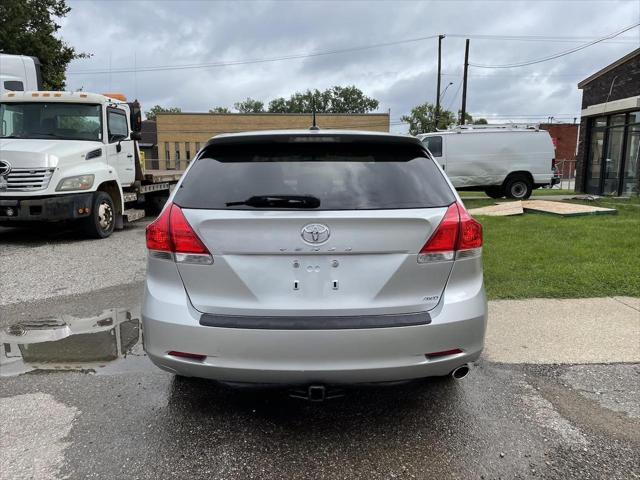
[82,191,116,238]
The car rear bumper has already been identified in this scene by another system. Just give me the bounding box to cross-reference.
[0,193,93,222]
[144,320,484,385]
[142,260,487,385]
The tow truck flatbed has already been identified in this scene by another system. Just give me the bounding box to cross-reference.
[143,170,185,184]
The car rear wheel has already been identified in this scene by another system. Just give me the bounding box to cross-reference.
[484,187,504,199]
[504,176,532,200]
[82,191,116,238]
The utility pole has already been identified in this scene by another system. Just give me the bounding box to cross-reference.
[460,39,470,125]
[435,35,445,127]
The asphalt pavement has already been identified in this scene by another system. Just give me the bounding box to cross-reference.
[0,222,639,480]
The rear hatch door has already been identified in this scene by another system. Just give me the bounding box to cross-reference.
[173,136,457,316]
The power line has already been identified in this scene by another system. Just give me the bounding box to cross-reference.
[469,23,640,69]
[441,72,593,77]
[67,28,640,75]
[446,33,638,44]
[67,34,438,75]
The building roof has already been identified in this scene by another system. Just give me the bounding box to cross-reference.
[578,47,640,89]
[156,112,389,117]
[205,129,418,147]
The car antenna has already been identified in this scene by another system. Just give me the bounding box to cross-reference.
[310,98,320,130]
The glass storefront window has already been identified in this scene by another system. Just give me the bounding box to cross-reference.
[586,129,604,194]
[603,126,625,195]
[610,114,626,126]
[622,125,639,195]
[585,111,640,196]
[594,116,607,127]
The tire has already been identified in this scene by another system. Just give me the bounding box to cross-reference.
[82,191,116,238]
[484,187,504,199]
[504,175,533,200]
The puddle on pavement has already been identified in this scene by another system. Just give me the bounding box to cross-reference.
[0,308,153,376]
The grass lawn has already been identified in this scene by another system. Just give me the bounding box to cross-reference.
[458,189,576,198]
[463,196,640,300]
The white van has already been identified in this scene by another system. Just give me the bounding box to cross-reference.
[0,54,43,94]
[418,126,557,199]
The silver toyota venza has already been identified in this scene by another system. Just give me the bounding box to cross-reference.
[142,130,487,388]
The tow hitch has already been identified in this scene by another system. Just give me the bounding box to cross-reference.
[289,385,345,402]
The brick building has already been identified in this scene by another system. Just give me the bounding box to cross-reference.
[575,48,640,195]
[539,123,579,178]
[154,112,390,170]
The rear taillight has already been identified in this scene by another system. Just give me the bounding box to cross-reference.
[418,202,482,263]
[419,203,459,262]
[457,204,483,251]
[146,203,213,264]
[146,204,172,252]
[552,158,557,169]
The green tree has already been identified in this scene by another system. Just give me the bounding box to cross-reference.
[267,97,288,113]
[268,86,379,113]
[209,106,230,113]
[0,0,89,90]
[458,111,473,125]
[457,111,488,125]
[234,98,265,113]
[401,103,456,135]
[145,105,181,121]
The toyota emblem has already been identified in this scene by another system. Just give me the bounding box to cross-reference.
[301,223,330,244]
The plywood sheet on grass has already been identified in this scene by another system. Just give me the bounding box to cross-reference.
[468,201,523,216]
[521,200,616,216]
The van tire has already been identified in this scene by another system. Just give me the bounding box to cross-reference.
[484,187,504,199]
[82,191,116,238]
[504,175,533,200]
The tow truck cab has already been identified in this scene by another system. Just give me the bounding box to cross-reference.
[0,54,43,94]
[0,91,148,237]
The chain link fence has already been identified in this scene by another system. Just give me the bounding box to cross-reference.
[553,159,576,190]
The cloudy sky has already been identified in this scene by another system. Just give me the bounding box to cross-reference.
[61,0,639,129]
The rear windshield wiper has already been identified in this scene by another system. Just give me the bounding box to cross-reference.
[226,195,321,209]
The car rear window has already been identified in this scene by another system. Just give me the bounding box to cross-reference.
[173,141,455,210]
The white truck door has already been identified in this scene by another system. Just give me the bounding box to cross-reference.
[106,107,135,186]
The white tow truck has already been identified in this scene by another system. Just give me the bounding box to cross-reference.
[0,91,183,238]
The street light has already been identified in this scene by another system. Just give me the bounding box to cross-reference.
[440,82,454,102]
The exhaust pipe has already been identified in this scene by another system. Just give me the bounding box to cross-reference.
[451,364,470,380]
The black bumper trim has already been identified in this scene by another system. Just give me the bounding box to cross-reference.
[199,311,431,330]
[0,193,93,222]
